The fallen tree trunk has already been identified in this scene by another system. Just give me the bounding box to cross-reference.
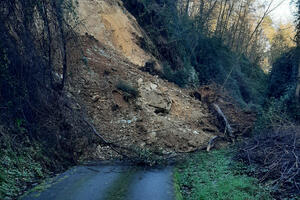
[213,103,234,138]
[207,104,234,151]
[83,118,130,159]
[207,136,219,152]
[83,118,175,166]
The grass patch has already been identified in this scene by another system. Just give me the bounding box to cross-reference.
[174,149,271,200]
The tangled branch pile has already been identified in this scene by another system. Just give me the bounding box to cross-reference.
[238,127,300,198]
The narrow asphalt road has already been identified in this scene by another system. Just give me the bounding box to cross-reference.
[21,164,175,200]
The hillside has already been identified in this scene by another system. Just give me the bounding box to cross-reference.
[77,0,154,66]
[2,0,299,199]
[66,0,254,159]
[70,0,258,158]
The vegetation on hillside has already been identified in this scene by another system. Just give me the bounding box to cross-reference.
[123,0,273,106]
[0,0,97,199]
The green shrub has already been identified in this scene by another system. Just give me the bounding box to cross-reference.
[116,80,139,99]
[163,61,199,88]
[268,49,297,99]
[259,48,300,125]
[254,91,297,133]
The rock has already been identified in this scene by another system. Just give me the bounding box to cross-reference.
[118,116,138,124]
[161,149,172,155]
[119,119,128,124]
[146,131,157,144]
[138,78,143,86]
[71,103,81,110]
[150,83,157,90]
[193,130,199,135]
[92,95,101,102]
[148,131,157,139]
[139,142,146,147]
[188,139,198,147]
[144,93,172,113]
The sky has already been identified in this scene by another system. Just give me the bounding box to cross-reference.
[270,0,296,24]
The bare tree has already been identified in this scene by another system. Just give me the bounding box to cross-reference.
[295,0,300,100]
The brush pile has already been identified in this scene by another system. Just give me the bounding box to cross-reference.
[238,126,300,199]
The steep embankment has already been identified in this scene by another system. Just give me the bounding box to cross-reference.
[0,1,100,199]
[67,0,256,159]
[77,0,154,66]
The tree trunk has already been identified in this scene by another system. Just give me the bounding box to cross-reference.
[295,58,300,100]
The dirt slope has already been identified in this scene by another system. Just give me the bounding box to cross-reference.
[67,0,255,160]
[77,0,153,66]
[67,35,219,159]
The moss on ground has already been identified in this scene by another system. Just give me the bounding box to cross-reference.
[174,149,271,200]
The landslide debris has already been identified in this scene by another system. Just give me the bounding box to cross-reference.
[63,0,258,160]
[76,0,154,67]
[66,34,256,160]
[67,35,217,158]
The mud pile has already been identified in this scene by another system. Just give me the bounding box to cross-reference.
[66,0,256,160]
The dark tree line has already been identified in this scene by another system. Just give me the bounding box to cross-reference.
[295,0,300,99]
[0,0,86,167]
[123,0,268,105]
[0,0,77,124]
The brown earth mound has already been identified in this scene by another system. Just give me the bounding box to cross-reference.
[66,34,256,161]
[198,84,256,138]
[63,0,257,161]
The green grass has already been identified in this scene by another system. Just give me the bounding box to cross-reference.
[174,149,271,200]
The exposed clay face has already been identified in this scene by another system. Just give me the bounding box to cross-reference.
[76,0,153,66]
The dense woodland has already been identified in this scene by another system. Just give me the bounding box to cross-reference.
[124,0,291,107]
[124,0,300,126]
[0,0,300,199]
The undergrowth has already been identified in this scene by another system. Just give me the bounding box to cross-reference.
[237,129,300,199]
[116,80,139,100]
[174,149,271,200]
[0,144,49,199]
